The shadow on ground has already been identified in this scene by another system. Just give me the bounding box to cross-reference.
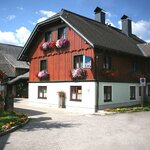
[0,106,80,150]
[15,107,46,116]
[21,117,79,132]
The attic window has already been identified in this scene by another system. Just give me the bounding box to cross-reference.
[57,27,66,39]
[45,32,52,42]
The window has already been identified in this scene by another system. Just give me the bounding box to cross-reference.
[74,55,83,69]
[148,85,150,96]
[40,59,47,71]
[103,56,111,70]
[45,32,52,42]
[130,86,136,100]
[139,86,141,96]
[58,27,66,39]
[38,86,47,99]
[73,55,92,69]
[70,86,82,101]
[104,86,112,102]
[132,61,139,72]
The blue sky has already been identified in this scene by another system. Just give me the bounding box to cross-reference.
[0,0,150,46]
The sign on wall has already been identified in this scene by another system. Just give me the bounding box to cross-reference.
[140,77,146,86]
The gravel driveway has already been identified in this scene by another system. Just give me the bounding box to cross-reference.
[1,99,150,150]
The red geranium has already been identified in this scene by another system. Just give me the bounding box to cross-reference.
[49,41,56,49]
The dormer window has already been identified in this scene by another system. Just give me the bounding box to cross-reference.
[58,27,66,39]
[45,32,52,42]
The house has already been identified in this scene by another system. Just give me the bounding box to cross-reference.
[18,7,149,113]
[0,43,29,98]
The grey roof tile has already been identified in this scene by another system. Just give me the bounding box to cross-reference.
[0,43,29,77]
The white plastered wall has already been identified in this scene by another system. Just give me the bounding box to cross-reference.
[28,82,96,113]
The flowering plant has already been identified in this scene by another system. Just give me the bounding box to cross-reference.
[49,41,56,49]
[38,70,49,80]
[71,68,86,80]
[41,42,49,51]
[56,38,69,48]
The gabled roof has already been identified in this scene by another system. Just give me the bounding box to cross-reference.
[18,9,145,61]
[0,43,29,77]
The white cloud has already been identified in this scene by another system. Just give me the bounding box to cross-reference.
[0,27,31,46]
[15,27,31,46]
[106,11,112,18]
[118,19,150,41]
[35,10,56,24]
[106,19,115,27]
[37,17,47,23]
[6,15,16,21]
[132,20,150,39]
[39,10,56,18]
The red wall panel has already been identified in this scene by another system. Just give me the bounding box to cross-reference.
[29,27,95,82]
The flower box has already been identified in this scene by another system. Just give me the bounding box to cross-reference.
[56,38,69,48]
[71,68,86,80]
[41,38,69,51]
[38,70,49,80]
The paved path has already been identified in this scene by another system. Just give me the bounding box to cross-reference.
[1,99,150,150]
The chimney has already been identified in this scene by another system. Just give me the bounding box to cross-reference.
[121,15,132,36]
[94,7,105,24]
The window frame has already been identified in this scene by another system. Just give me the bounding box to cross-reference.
[73,55,84,69]
[57,27,66,39]
[104,86,112,102]
[103,56,112,70]
[45,31,52,42]
[38,86,47,99]
[70,86,82,102]
[39,59,48,71]
[130,86,136,100]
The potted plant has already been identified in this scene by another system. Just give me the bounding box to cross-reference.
[57,91,66,108]
[0,95,4,111]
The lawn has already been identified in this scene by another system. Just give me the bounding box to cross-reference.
[0,111,28,133]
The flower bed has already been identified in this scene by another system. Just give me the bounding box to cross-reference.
[0,111,28,134]
[104,106,150,113]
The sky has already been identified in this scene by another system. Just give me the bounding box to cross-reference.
[0,0,150,46]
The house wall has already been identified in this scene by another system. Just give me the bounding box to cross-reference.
[98,82,141,109]
[28,82,96,113]
[29,26,95,81]
[95,51,146,82]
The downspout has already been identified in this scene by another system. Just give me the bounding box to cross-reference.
[95,55,99,112]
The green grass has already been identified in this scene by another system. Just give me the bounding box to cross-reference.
[0,111,27,133]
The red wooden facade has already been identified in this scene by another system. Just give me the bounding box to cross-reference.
[29,26,95,82]
[28,21,147,83]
